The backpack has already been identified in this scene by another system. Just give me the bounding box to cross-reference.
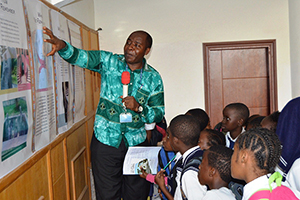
[249,172,299,200]
[150,148,175,200]
[179,155,203,200]
[229,179,245,200]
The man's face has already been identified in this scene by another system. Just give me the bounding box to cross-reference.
[123,32,150,65]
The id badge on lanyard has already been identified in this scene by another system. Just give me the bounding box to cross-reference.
[120,65,143,123]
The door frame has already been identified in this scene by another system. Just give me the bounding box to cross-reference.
[203,40,277,119]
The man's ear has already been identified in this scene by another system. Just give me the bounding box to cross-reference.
[144,48,151,56]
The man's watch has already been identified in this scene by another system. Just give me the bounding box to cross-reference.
[137,105,143,113]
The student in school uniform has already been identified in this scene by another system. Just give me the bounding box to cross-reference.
[140,123,177,200]
[154,121,226,199]
[221,103,249,149]
[198,145,235,200]
[231,127,300,200]
[276,97,300,191]
[155,115,207,200]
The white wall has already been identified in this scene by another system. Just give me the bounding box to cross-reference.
[93,0,291,124]
[46,0,95,29]
[288,0,300,98]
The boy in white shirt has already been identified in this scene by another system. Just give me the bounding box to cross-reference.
[155,115,207,200]
[221,103,249,149]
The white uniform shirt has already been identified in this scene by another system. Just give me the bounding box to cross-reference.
[202,187,235,200]
[225,127,245,149]
[287,158,300,192]
[173,146,207,200]
[242,174,300,200]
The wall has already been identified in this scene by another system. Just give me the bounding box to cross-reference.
[46,0,95,29]
[93,0,291,123]
[288,0,300,98]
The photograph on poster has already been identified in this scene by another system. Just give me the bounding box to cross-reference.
[62,81,69,123]
[0,46,18,90]
[16,48,30,85]
[2,96,28,161]
[0,46,30,91]
[32,29,53,90]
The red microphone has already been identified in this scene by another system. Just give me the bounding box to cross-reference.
[121,71,130,98]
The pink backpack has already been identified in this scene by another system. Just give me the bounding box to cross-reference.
[249,172,299,200]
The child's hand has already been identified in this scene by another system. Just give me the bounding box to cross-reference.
[139,166,148,179]
[155,170,166,188]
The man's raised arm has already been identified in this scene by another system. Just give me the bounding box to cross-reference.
[43,26,66,56]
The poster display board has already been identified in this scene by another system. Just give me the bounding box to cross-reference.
[0,0,33,178]
[0,0,88,178]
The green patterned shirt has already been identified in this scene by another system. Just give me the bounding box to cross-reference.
[58,42,165,148]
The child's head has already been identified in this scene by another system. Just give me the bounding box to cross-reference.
[222,103,249,136]
[231,127,281,183]
[168,114,201,153]
[245,115,265,130]
[260,111,280,133]
[198,145,233,189]
[185,108,210,131]
[198,129,226,150]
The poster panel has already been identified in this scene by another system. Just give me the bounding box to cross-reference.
[50,9,73,134]
[24,0,56,151]
[0,0,33,178]
[67,19,85,123]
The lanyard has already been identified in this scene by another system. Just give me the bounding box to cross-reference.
[122,65,144,112]
[125,64,144,91]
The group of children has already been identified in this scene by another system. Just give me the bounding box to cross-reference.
[140,98,300,200]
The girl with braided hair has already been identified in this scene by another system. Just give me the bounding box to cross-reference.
[198,145,235,199]
[231,127,300,200]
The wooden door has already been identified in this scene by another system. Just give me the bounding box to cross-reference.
[203,40,277,127]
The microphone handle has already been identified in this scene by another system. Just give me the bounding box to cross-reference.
[123,84,128,98]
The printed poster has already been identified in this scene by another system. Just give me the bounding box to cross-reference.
[0,0,33,178]
[24,0,56,151]
[50,9,74,134]
[67,19,85,123]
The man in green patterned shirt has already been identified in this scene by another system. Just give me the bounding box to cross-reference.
[43,26,165,200]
